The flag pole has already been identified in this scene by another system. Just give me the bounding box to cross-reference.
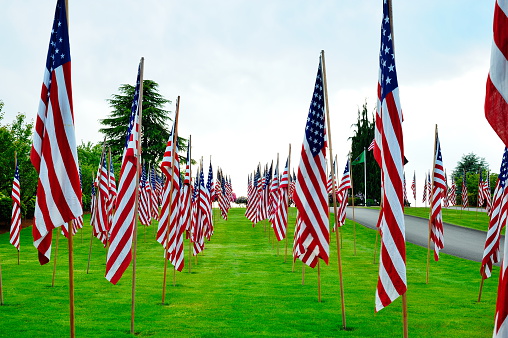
[348,155,357,256]
[426,125,439,284]
[188,135,193,274]
[364,147,367,205]
[52,229,60,287]
[87,172,95,274]
[284,144,291,264]
[130,57,145,335]
[321,49,346,329]
[162,95,180,305]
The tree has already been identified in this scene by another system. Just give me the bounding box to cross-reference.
[77,141,104,211]
[452,153,489,179]
[451,153,491,206]
[0,111,38,224]
[100,80,186,167]
[349,102,381,204]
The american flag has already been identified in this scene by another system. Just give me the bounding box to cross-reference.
[192,168,205,256]
[157,125,182,263]
[448,178,457,207]
[430,133,445,261]
[427,173,432,203]
[478,170,486,207]
[368,139,375,151]
[218,171,229,220]
[443,171,450,208]
[422,173,428,204]
[269,161,280,228]
[197,166,211,252]
[180,140,192,234]
[95,154,110,246]
[105,60,143,284]
[30,0,82,265]
[245,168,260,224]
[72,167,84,234]
[374,0,407,311]
[203,162,214,240]
[327,159,338,196]
[90,180,96,229]
[107,151,117,229]
[403,172,408,205]
[150,167,159,221]
[138,164,151,226]
[484,173,493,214]
[273,157,289,241]
[462,171,468,209]
[486,3,508,333]
[10,160,21,251]
[411,171,416,201]
[481,148,508,281]
[293,55,329,268]
[337,159,352,228]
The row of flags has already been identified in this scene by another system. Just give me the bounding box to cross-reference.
[6,0,508,335]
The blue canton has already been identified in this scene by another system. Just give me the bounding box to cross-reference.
[379,0,398,101]
[305,59,325,157]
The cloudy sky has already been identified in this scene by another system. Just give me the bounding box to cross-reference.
[0,1,503,201]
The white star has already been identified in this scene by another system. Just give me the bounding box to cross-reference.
[388,64,394,72]
[61,53,65,58]
[384,46,390,54]
[386,76,391,84]
[388,33,392,41]
[55,49,59,54]
[384,16,389,24]
[59,38,63,43]
[58,21,61,27]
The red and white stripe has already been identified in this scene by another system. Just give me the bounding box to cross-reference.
[430,134,445,261]
[374,0,407,312]
[30,0,82,265]
[105,62,142,284]
[336,160,352,229]
[95,157,110,246]
[273,158,289,241]
[269,163,280,229]
[10,163,21,251]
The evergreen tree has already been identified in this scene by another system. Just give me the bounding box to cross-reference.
[100,80,186,166]
[349,102,380,205]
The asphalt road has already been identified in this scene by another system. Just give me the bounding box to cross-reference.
[344,207,505,263]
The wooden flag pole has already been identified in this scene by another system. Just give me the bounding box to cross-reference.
[426,124,438,284]
[478,277,485,302]
[386,1,408,335]
[162,96,180,305]
[348,155,357,256]
[129,57,145,335]
[52,229,60,287]
[284,144,291,264]
[187,135,193,274]
[67,220,76,338]
[317,260,322,303]
[321,49,346,329]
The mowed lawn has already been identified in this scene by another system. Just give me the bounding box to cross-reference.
[0,208,501,337]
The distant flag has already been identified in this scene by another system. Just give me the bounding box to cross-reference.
[427,173,432,204]
[105,60,143,284]
[481,148,508,282]
[462,171,468,209]
[180,139,192,233]
[484,173,493,213]
[72,167,84,234]
[337,160,352,228]
[479,170,486,207]
[95,154,110,246]
[269,161,280,229]
[448,178,457,207]
[374,0,407,312]
[430,131,445,261]
[443,171,450,208]
[411,171,416,201]
[327,159,338,197]
[422,173,428,204]
[138,164,151,226]
[273,157,290,241]
[293,55,329,268]
[150,167,159,221]
[107,151,117,227]
[10,160,21,251]
[403,172,408,205]
[368,139,375,151]
[205,162,214,239]
[30,0,82,264]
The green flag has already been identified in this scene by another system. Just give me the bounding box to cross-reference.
[352,150,365,165]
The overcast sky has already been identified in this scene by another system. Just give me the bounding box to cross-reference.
[0,1,503,201]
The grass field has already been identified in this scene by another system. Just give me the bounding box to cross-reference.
[403,207,492,232]
[0,208,501,337]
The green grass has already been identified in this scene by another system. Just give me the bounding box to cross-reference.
[0,208,500,337]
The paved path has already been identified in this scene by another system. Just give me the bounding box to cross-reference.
[344,207,504,263]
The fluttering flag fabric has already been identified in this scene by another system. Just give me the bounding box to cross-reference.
[411,171,416,201]
[481,148,508,282]
[374,0,407,312]
[293,55,329,268]
[95,154,110,246]
[105,61,142,284]
[30,0,82,265]
[138,164,151,227]
[478,170,486,207]
[107,152,117,227]
[273,157,289,241]
[422,173,428,204]
[462,171,469,209]
[486,0,508,149]
[10,161,21,251]
[336,160,352,228]
[430,132,445,261]
[448,179,457,207]
[351,150,365,165]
